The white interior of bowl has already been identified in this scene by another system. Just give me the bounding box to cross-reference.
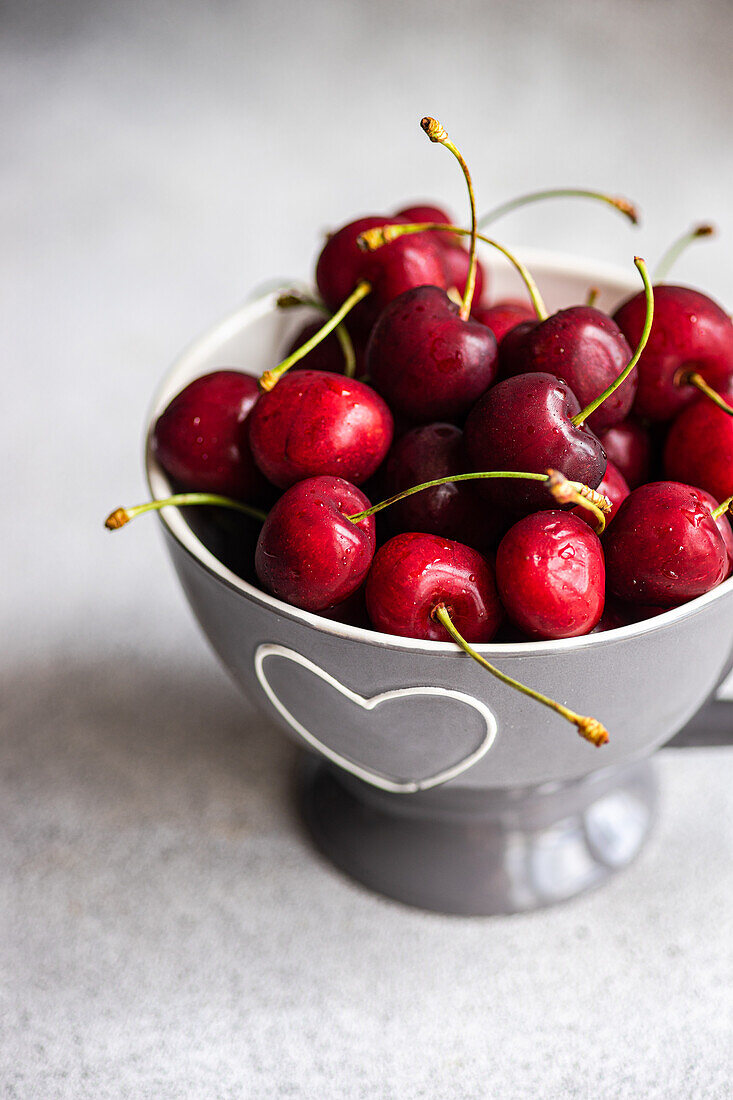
[145,246,733,655]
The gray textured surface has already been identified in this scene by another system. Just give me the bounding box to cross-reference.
[2,1,733,1097]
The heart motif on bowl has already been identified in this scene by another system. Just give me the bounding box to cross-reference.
[254,643,498,793]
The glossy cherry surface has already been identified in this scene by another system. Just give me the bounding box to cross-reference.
[597,419,651,489]
[697,488,733,575]
[604,481,729,606]
[153,370,265,500]
[249,370,393,489]
[396,203,486,303]
[286,320,365,377]
[663,387,733,503]
[614,285,733,421]
[500,306,635,433]
[572,459,629,529]
[473,299,535,345]
[365,532,503,642]
[255,476,375,612]
[463,373,607,513]
[495,511,605,639]
[367,285,498,422]
[315,215,446,337]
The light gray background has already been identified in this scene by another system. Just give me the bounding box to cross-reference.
[2,2,732,1097]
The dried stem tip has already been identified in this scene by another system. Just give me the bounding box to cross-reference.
[546,469,611,513]
[612,196,639,225]
[693,223,715,238]
[576,716,610,747]
[105,508,131,530]
[420,116,447,143]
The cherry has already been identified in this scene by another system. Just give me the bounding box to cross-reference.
[572,459,629,529]
[663,386,733,503]
[153,370,266,500]
[315,215,446,338]
[698,489,733,575]
[381,423,507,550]
[255,476,375,612]
[614,285,733,421]
[496,511,605,639]
[499,306,636,433]
[463,373,607,513]
[473,299,535,345]
[365,532,502,642]
[248,370,393,489]
[285,320,365,378]
[604,481,729,606]
[597,419,651,489]
[397,204,487,304]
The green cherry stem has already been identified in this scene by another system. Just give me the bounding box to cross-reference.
[358,222,548,320]
[420,116,479,319]
[260,279,371,391]
[346,470,610,523]
[712,494,733,520]
[105,493,268,530]
[477,187,639,229]
[433,605,609,746]
[654,223,715,282]
[276,290,357,377]
[675,369,733,417]
[572,257,653,427]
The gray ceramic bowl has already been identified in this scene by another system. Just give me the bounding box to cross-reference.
[146,250,733,915]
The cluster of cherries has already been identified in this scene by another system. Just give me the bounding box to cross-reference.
[108,118,733,748]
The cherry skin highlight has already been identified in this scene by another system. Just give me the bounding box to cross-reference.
[604,481,729,606]
[495,511,605,639]
[614,285,733,421]
[396,203,486,303]
[473,299,535,345]
[663,386,733,503]
[249,370,393,489]
[255,476,375,612]
[365,532,503,642]
[597,419,651,489]
[572,459,629,529]
[463,372,607,514]
[315,215,446,337]
[153,370,266,500]
[367,285,498,422]
[499,306,636,433]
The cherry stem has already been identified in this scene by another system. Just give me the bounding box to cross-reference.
[546,469,607,534]
[675,369,733,417]
[346,470,610,523]
[420,117,478,319]
[477,187,639,229]
[260,280,371,391]
[712,494,733,520]
[276,290,357,377]
[433,605,609,746]
[572,257,653,426]
[586,286,600,308]
[654,223,715,282]
[105,493,268,530]
[358,222,548,320]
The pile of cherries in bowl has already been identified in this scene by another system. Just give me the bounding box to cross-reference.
[108,118,733,747]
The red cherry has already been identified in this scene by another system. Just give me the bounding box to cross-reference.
[499,306,636,433]
[255,476,375,612]
[396,203,486,304]
[367,285,498,422]
[473,299,535,345]
[463,373,607,513]
[496,511,605,639]
[153,370,266,500]
[315,215,446,337]
[614,285,733,421]
[249,370,393,489]
[663,386,733,503]
[604,481,729,606]
[572,459,629,529]
[365,532,502,642]
[597,419,651,489]
[697,488,733,576]
[286,320,365,377]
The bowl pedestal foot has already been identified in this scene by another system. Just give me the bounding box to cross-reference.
[300,757,657,916]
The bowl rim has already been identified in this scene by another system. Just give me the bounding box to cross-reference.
[145,246,733,656]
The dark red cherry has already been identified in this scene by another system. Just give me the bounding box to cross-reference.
[315,215,446,337]
[614,285,733,421]
[286,320,366,377]
[496,511,605,639]
[597,419,651,489]
[367,285,498,422]
[572,459,629,529]
[365,532,503,642]
[382,423,508,551]
[604,481,729,606]
[473,299,535,345]
[463,373,607,514]
[499,306,635,433]
[663,386,733,503]
[697,488,733,575]
[255,476,375,612]
[153,369,266,500]
[249,370,393,489]
[396,203,486,303]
